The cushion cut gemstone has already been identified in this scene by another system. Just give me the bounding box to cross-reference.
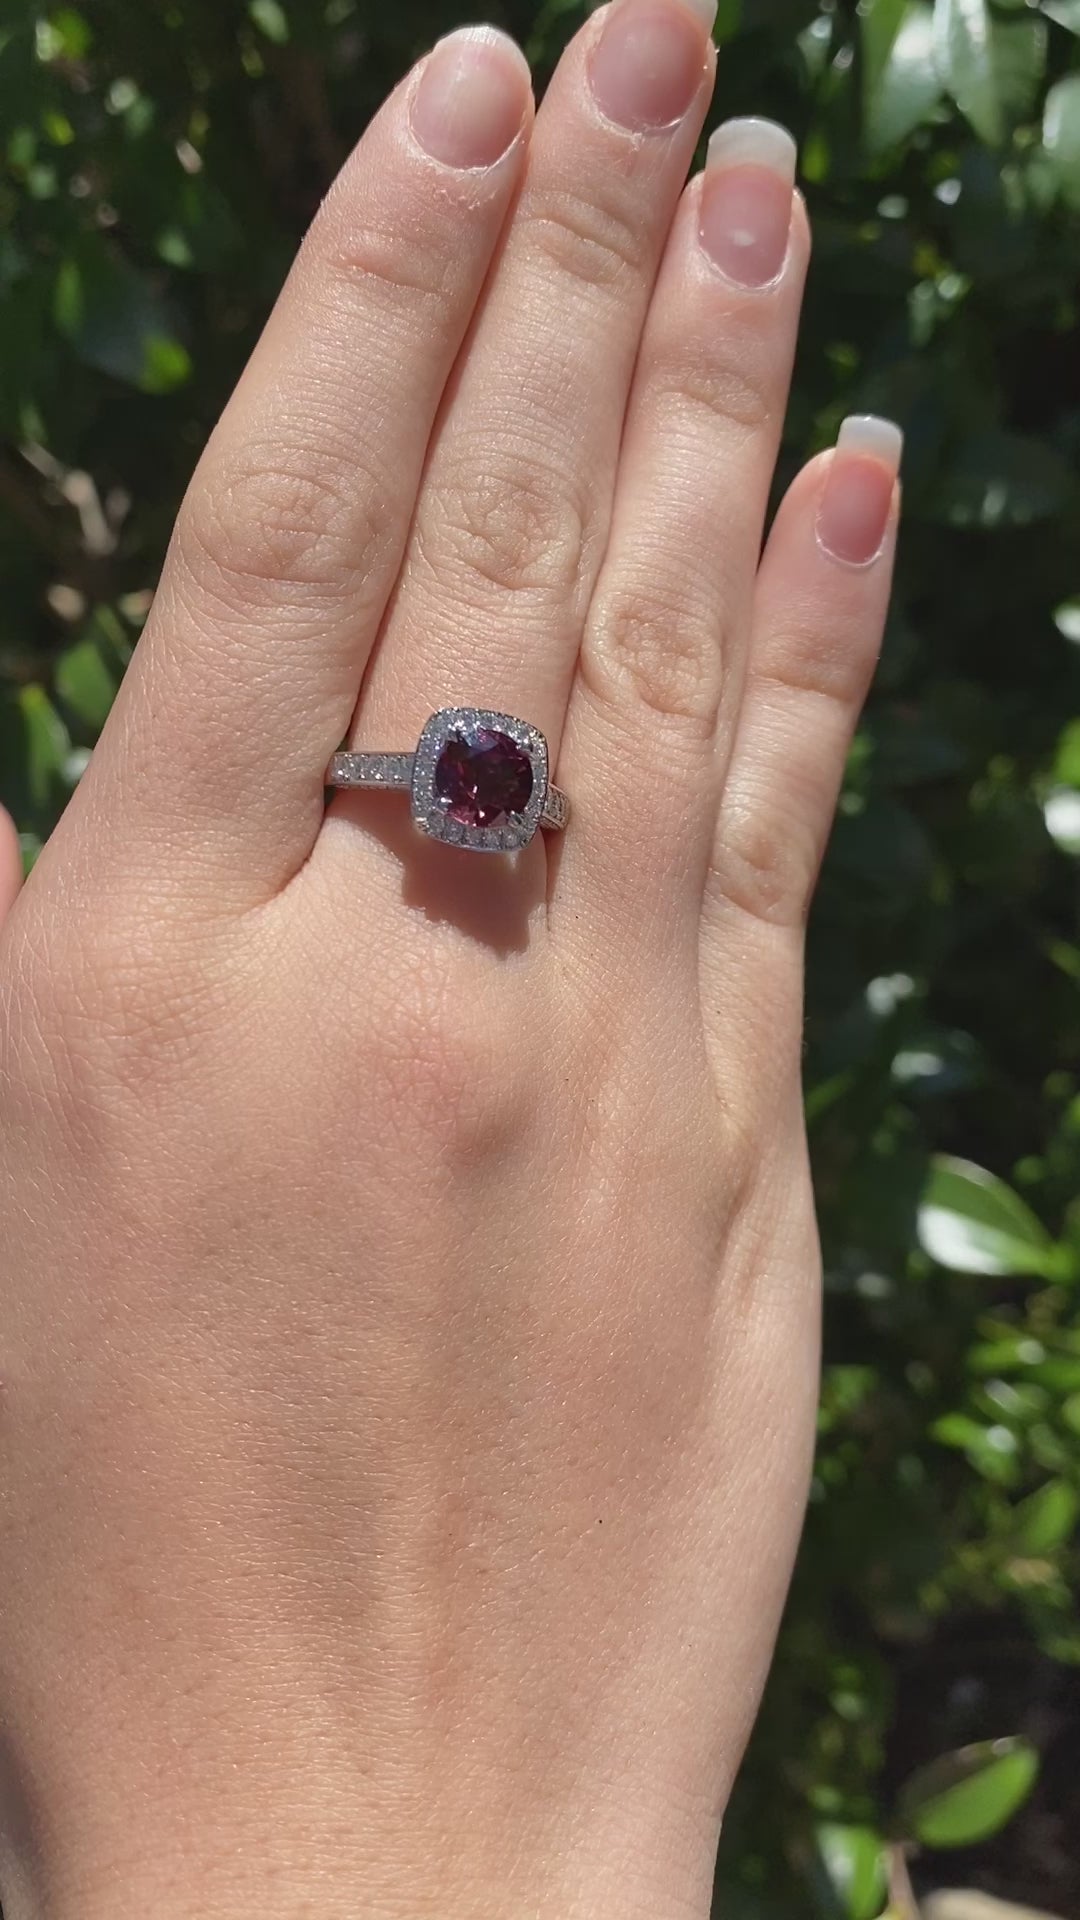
[434,726,534,829]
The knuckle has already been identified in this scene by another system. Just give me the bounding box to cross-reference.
[311,202,457,313]
[584,580,721,728]
[176,437,397,615]
[644,338,774,443]
[757,625,880,712]
[422,457,587,602]
[712,795,818,929]
[524,178,647,295]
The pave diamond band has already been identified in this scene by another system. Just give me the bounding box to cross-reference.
[328,752,414,790]
[326,709,569,854]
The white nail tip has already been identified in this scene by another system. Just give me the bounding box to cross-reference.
[837,414,904,470]
[435,23,528,62]
[706,116,797,180]
[440,22,513,39]
[683,0,720,28]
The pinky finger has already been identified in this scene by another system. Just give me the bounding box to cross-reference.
[0,806,24,931]
[700,415,902,1076]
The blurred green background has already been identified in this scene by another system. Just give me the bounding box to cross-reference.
[2,0,1079,1915]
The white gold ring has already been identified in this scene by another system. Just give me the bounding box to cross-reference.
[326,707,569,854]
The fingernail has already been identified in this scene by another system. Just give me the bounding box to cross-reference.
[817,415,903,566]
[411,26,530,169]
[589,0,714,134]
[699,117,797,287]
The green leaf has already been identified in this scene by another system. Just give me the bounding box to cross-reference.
[917,1155,1062,1278]
[1041,0,1080,33]
[249,0,290,42]
[43,108,74,146]
[53,257,84,335]
[23,685,71,805]
[932,0,1044,141]
[934,0,1001,143]
[36,8,93,61]
[990,15,1047,128]
[1043,74,1080,210]
[866,2,944,150]
[59,249,190,392]
[54,631,119,730]
[156,226,194,269]
[5,684,72,814]
[862,0,906,102]
[1062,1393,1080,1437]
[139,333,192,394]
[816,1823,888,1920]
[1010,1478,1078,1553]
[931,1412,1021,1483]
[1045,721,1076,794]
[713,0,743,40]
[895,1738,1039,1848]
[806,1070,856,1123]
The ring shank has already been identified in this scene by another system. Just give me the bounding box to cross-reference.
[326,750,569,832]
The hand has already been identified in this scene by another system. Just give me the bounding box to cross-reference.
[0,5,900,1916]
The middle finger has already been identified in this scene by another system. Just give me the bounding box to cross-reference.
[358,0,717,757]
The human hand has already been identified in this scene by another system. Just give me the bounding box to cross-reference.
[0,5,900,1916]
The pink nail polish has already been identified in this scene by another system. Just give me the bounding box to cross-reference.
[411,26,530,170]
[589,0,713,134]
[698,117,796,287]
[816,416,903,566]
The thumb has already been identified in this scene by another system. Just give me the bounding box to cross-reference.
[0,807,23,930]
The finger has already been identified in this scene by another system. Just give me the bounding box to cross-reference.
[700,415,902,1084]
[75,29,533,899]
[0,807,22,931]
[555,120,806,958]
[355,0,717,756]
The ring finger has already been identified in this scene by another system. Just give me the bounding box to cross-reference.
[354,0,717,759]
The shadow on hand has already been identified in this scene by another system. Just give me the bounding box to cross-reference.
[331,790,543,958]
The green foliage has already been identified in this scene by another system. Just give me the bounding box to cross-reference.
[815,1821,889,1917]
[917,1155,1073,1279]
[1,0,1078,1914]
[895,1737,1040,1848]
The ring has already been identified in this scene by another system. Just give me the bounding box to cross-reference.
[326,707,570,854]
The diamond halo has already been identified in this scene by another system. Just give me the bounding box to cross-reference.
[411,708,549,854]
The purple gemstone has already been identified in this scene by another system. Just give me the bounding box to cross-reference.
[434,727,534,829]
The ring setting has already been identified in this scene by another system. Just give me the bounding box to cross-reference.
[326,708,569,854]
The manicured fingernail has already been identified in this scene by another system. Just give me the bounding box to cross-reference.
[411,26,530,169]
[817,415,903,565]
[589,0,715,134]
[699,117,797,287]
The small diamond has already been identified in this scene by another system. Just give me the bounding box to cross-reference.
[434,725,534,829]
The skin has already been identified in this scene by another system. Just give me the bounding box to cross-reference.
[0,6,899,1917]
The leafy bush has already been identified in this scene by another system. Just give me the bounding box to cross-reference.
[2,0,1079,1914]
